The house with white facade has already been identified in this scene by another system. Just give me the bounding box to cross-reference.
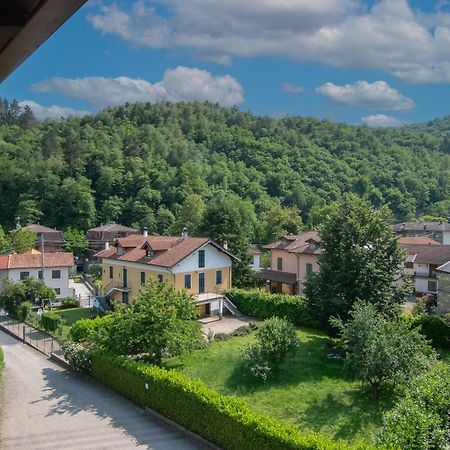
[0,250,75,299]
[401,243,450,297]
[248,247,261,270]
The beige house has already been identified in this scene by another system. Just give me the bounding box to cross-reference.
[87,223,140,253]
[95,231,238,316]
[260,231,321,295]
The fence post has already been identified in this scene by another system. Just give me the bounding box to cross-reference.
[51,340,54,355]
[22,325,25,343]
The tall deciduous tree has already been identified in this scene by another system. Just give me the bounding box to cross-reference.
[305,194,410,327]
[332,302,435,398]
[64,227,88,257]
[10,228,37,254]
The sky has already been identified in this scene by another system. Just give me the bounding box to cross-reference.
[2,0,450,126]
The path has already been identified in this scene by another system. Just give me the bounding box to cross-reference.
[0,331,202,449]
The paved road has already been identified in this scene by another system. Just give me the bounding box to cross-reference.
[0,331,202,449]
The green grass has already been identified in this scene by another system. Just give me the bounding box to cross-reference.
[165,327,398,445]
[53,307,99,340]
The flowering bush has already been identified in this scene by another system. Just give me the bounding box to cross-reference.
[62,341,92,373]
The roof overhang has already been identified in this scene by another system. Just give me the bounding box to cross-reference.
[0,0,87,83]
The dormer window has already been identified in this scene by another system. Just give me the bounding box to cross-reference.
[146,249,153,257]
[308,240,319,249]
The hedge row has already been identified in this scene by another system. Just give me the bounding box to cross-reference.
[407,314,450,349]
[90,351,360,450]
[226,288,317,327]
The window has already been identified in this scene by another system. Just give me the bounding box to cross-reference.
[428,280,438,292]
[277,257,283,271]
[184,274,192,289]
[54,288,60,295]
[216,270,222,285]
[198,249,205,268]
[20,271,30,280]
[158,274,164,283]
[38,270,43,280]
[140,271,146,285]
[306,263,313,276]
[52,270,61,279]
[122,292,129,304]
[198,272,205,293]
[109,266,113,279]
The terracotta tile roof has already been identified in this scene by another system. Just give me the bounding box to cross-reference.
[402,244,450,266]
[95,234,235,268]
[0,252,74,270]
[398,236,440,245]
[88,224,138,233]
[247,247,261,255]
[0,256,8,270]
[23,224,62,233]
[393,222,450,232]
[263,230,321,254]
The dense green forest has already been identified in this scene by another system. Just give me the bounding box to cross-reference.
[1,99,450,251]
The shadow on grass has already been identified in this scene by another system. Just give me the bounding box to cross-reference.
[297,385,397,442]
[225,334,345,394]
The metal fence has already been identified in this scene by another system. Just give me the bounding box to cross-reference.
[0,316,62,356]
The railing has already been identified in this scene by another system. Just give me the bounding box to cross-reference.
[0,315,63,357]
[102,280,132,296]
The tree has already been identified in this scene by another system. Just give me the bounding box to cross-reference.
[64,227,88,257]
[0,278,55,316]
[0,226,10,253]
[242,317,300,382]
[16,199,43,225]
[92,281,203,365]
[259,204,303,243]
[305,194,410,327]
[377,363,450,450]
[199,191,257,287]
[332,302,435,398]
[9,228,37,253]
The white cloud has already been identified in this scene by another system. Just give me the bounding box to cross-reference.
[282,83,304,94]
[31,67,244,108]
[316,80,414,111]
[87,0,450,83]
[361,114,405,127]
[18,100,90,120]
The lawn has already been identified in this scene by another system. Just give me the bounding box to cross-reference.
[53,307,98,340]
[165,327,399,445]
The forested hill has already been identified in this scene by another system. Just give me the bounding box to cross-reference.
[1,101,450,246]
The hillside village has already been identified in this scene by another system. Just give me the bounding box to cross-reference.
[0,1,450,449]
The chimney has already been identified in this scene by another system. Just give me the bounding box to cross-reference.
[182,227,188,239]
[223,241,228,250]
[105,241,109,250]
[143,227,148,237]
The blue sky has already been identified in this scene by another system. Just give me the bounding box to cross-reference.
[2,0,450,126]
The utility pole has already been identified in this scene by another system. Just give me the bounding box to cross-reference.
[41,233,45,281]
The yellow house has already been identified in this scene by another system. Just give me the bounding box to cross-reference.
[95,230,237,316]
[259,230,321,295]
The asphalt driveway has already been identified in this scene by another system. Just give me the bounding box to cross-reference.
[0,331,201,449]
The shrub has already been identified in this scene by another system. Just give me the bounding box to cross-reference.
[16,301,32,322]
[90,351,352,450]
[378,363,450,449]
[407,314,450,349]
[242,317,300,382]
[226,288,316,327]
[62,341,92,372]
[60,297,79,309]
[40,311,62,332]
[69,316,109,342]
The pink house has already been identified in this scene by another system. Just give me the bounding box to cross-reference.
[259,231,321,295]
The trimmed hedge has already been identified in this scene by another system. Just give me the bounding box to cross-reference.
[40,311,62,332]
[226,288,317,327]
[91,352,361,450]
[408,314,450,349]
